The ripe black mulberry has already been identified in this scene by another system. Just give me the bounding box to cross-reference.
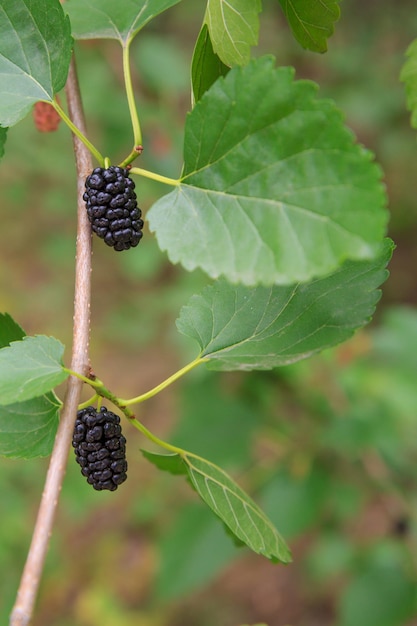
[83,166,143,251]
[72,406,128,491]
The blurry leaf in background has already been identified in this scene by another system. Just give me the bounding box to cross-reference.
[371,306,417,371]
[278,0,341,53]
[400,38,417,131]
[260,465,330,539]
[337,544,416,626]
[133,34,190,96]
[149,59,389,286]
[156,502,240,600]
[0,0,72,126]
[191,24,230,103]
[0,128,7,160]
[65,0,182,44]
[204,0,262,66]
[171,373,259,466]
[176,240,392,371]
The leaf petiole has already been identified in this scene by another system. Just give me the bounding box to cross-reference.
[123,42,143,150]
[130,167,180,186]
[120,356,207,405]
[51,98,105,166]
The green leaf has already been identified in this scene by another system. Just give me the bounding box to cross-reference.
[338,555,416,626]
[156,502,239,600]
[172,373,258,466]
[0,127,7,159]
[0,313,25,348]
[184,454,291,563]
[143,450,291,563]
[148,58,388,286]
[278,0,341,53]
[0,0,72,127]
[191,24,230,104]
[0,336,68,405]
[142,449,186,475]
[400,38,417,131]
[0,393,61,459]
[65,0,182,44]
[204,0,262,66]
[176,240,392,371]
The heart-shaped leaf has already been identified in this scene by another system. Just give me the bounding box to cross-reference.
[65,0,182,45]
[148,57,388,286]
[0,0,72,127]
[278,0,341,53]
[176,240,393,371]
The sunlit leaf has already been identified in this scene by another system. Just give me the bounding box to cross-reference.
[0,0,72,126]
[65,0,182,44]
[204,0,262,66]
[0,336,68,405]
[278,0,341,53]
[148,58,388,286]
[176,240,393,371]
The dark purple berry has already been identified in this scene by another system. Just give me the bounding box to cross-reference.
[84,166,143,251]
[72,406,128,491]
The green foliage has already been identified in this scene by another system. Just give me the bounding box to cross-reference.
[400,38,417,130]
[0,394,61,459]
[0,312,25,346]
[337,546,417,626]
[0,316,61,459]
[191,24,229,103]
[176,240,392,370]
[204,0,262,66]
[0,128,7,159]
[65,0,182,44]
[0,0,72,127]
[143,450,291,563]
[278,0,341,52]
[0,335,67,405]
[156,502,239,600]
[148,58,388,285]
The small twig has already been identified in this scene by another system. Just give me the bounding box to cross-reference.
[9,56,93,626]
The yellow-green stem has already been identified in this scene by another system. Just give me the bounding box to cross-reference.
[120,357,206,406]
[130,167,180,186]
[51,99,104,166]
[123,42,142,147]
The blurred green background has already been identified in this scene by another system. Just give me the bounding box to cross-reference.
[2,1,417,625]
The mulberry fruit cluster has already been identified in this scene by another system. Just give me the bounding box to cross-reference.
[72,406,128,491]
[83,166,143,251]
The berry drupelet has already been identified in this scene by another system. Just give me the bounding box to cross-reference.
[72,406,128,491]
[83,166,143,251]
